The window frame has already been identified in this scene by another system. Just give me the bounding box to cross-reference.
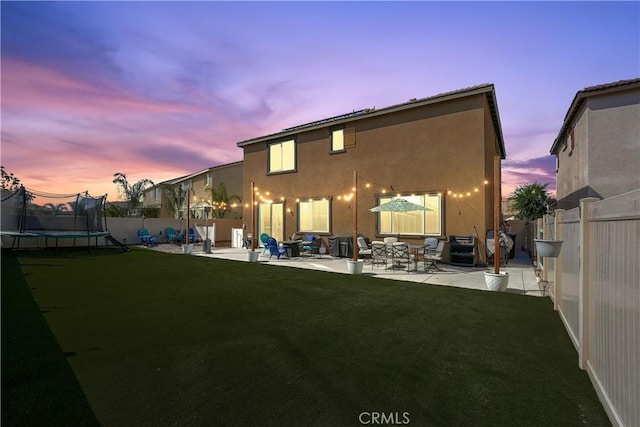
[329,128,346,153]
[267,139,297,174]
[374,193,443,237]
[297,197,332,234]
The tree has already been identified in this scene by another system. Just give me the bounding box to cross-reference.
[509,183,555,221]
[1,166,21,191]
[206,182,241,219]
[162,184,187,219]
[112,173,154,216]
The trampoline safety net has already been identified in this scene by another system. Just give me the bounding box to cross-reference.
[1,187,107,233]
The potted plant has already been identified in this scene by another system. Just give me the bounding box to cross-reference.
[533,239,563,258]
[347,259,364,274]
[247,249,260,262]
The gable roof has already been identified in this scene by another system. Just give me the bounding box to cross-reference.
[550,78,640,154]
[237,83,506,157]
[147,161,244,189]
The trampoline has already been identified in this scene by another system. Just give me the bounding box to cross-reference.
[1,187,129,252]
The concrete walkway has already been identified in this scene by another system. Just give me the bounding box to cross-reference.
[169,244,545,297]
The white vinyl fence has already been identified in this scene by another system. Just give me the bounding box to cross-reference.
[536,190,639,427]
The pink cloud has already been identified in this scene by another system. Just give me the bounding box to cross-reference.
[1,58,204,116]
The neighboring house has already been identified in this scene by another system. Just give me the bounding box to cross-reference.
[143,161,243,219]
[550,78,640,210]
[237,84,506,247]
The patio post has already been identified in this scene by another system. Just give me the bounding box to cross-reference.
[251,181,256,251]
[494,155,501,274]
[353,170,359,261]
[186,190,190,245]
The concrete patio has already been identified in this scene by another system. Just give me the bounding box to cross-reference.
[152,243,546,297]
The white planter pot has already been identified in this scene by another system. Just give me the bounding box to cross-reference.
[347,259,364,274]
[484,271,509,292]
[533,239,563,258]
[182,244,194,254]
[247,250,260,262]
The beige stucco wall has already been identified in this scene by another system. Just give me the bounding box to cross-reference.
[242,94,500,246]
[143,162,243,219]
[556,88,640,209]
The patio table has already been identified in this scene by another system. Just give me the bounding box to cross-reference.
[409,244,426,272]
[282,240,302,257]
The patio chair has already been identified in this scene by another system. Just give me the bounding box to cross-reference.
[266,237,288,260]
[242,233,252,249]
[302,235,319,258]
[165,227,179,244]
[424,240,444,272]
[357,236,372,260]
[391,242,413,272]
[371,241,389,269]
[260,233,270,254]
[137,228,159,246]
[188,228,201,243]
[383,236,398,245]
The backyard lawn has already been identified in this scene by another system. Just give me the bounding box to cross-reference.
[2,248,610,426]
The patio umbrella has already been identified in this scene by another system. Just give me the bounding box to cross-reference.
[370,198,431,240]
[369,198,431,213]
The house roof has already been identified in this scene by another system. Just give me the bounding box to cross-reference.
[237,83,506,158]
[148,160,244,189]
[550,78,640,154]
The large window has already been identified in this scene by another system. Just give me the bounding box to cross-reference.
[298,198,330,233]
[376,194,442,236]
[330,129,344,152]
[268,139,296,173]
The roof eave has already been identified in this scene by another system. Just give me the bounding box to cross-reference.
[237,84,503,149]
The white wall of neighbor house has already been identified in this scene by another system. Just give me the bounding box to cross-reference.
[541,190,640,427]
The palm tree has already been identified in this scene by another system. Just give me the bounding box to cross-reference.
[206,182,241,219]
[112,173,154,217]
[508,183,554,221]
[161,184,187,219]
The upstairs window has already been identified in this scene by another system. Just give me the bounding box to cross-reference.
[269,139,296,173]
[206,173,211,186]
[330,129,345,152]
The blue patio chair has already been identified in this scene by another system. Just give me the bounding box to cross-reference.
[165,227,179,244]
[260,233,270,254]
[137,228,159,246]
[188,228,201,243]
[266,237,288,259]
[302,235,320,257]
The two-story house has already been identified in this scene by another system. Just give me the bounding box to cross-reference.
[144,161,243,219]
[237,84,506,249]
[550,78,640,210]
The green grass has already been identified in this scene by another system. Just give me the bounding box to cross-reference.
[2,248,609,426]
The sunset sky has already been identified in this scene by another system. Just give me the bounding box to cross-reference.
[2,1,638,200]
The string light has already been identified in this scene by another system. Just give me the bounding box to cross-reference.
[244,175,491,210]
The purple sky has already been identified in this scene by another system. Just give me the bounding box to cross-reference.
[2,1,638,200]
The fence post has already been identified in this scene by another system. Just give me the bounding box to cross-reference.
[554,209,565,312]
[578,197,598,370]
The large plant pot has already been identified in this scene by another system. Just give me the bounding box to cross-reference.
[347,259,364,275]
[484,271,509,292]
[247,250,260,262]
[534,239,563,258]
[182,244,194,255]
